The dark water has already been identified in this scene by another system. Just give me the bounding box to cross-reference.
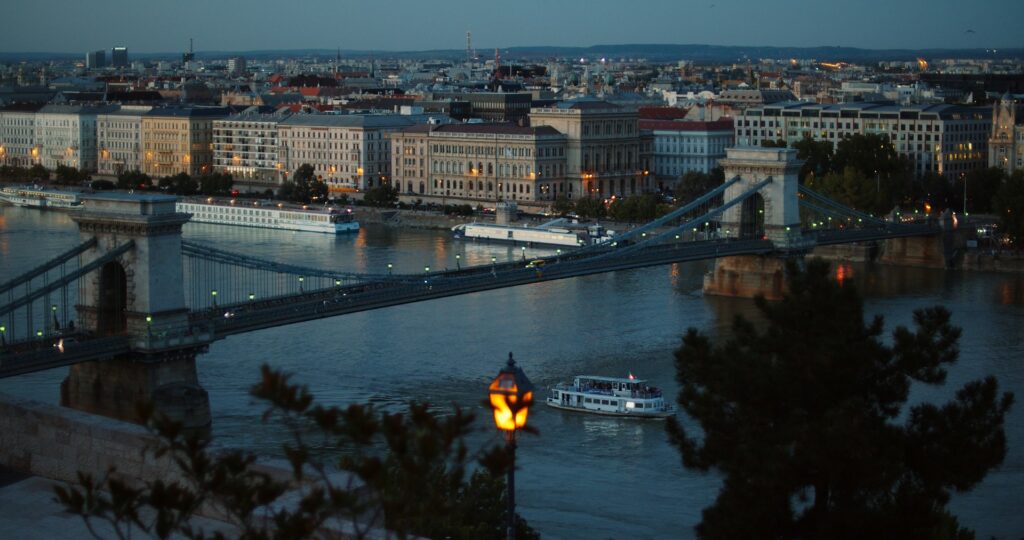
[2,205,1023,539]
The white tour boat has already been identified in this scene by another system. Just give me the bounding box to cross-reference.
[452,218,615,248]
[177,198,359,235]
[546,374,674,419]
[0,185,82,209]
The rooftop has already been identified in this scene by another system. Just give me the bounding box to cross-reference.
[402,122,564,137]
[279,114,417,129]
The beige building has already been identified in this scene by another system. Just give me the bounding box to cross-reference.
[97,106,152,176]
[141,107,229,178]
[390,123,567,202]
[278,114,429,191]
[529,99,653,199]
[989,93,1024,175]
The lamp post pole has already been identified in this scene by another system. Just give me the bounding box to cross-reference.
[506,431,517,540]
[963,174,968,215]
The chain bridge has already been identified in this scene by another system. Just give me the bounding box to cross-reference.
[0,148,945,427]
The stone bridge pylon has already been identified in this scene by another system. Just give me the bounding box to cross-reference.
[62,193,210,429]
[704,147,809,300]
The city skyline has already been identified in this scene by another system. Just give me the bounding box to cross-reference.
[1,0,1023,54]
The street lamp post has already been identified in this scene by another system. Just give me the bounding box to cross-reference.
[455,254,461,270]
[962,173,968,216]
[488,352,534,540]
[211,290,218,309]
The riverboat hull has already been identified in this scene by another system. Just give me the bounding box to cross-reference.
[545,398,674,419]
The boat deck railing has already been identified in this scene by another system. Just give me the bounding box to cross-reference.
[554,383,663,399]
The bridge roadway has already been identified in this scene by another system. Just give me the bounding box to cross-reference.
[0,223,938,378]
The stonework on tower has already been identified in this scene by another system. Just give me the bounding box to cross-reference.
[62,193,211,430]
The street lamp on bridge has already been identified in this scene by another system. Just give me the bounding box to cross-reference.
[488,352,534,540]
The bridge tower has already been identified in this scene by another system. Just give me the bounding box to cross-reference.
[704,147,808,299]
[62,193,211,429]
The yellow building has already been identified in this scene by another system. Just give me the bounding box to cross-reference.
[141,107,229,178]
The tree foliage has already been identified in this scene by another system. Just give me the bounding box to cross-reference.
[278,164,328,204]
[55,365,538,540]
[666,260,1013,539]
[993,170,1024,245]
[573,196,606,219]
[673,168,725,207]
[792,137,835,183]
[198,173,234,196]
[158,173,199,196]
[28,163,49,180]
[962,167,1006,215]
[361,184,399,207]
[607,193,668,222]
[117,170,152,190]
[53,165,90,185]
[551,195,574,216]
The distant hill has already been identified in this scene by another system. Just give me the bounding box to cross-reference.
[2,44,1021,63]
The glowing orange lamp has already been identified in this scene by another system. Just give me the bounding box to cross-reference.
[488,352,533,540]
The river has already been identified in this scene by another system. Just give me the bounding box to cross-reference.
[1,205,1022,539]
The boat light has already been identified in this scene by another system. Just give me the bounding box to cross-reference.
[626,401,636,409]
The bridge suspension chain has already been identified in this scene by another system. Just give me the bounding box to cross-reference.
[576,176,742,253]
[595,178,774,259]
[181,241,421,283]
[798,185,885,225]
[0,237,96,296]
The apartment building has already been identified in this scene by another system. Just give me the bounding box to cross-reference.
[0,104,43,167]
[97,105,152,175]
[278,114,420,190]
[735,101,992,179]
[212,108,291,191]
[141,107,230,177]
[34,104,116,171]
[390,123,567,202]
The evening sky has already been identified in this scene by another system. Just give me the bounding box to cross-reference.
[1,0,1022,54]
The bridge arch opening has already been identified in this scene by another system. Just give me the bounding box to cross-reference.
[740,193,766,239]
[97,261,127,336]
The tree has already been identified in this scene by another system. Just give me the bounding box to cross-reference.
[666,260,1013,539]
[961,167,1005,215]
[573,196,606,219]
[281,164,328,204]
[362,184,399,207]
[833,134,902,177]
[993,170,1024,246]
[117,170,151,190]
[54,165,89,185]
[674,168,725,209]
[792,137,835,183]
[551,195,574,216]
[199,172,233,196]
[28,163,49,181]
[90,179,116,190]
[761,139,788,148]
[159,173,198,196]
[56,365,538,540]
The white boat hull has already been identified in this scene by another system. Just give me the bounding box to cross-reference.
[177,201,359,235]
[545,398,674,419]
